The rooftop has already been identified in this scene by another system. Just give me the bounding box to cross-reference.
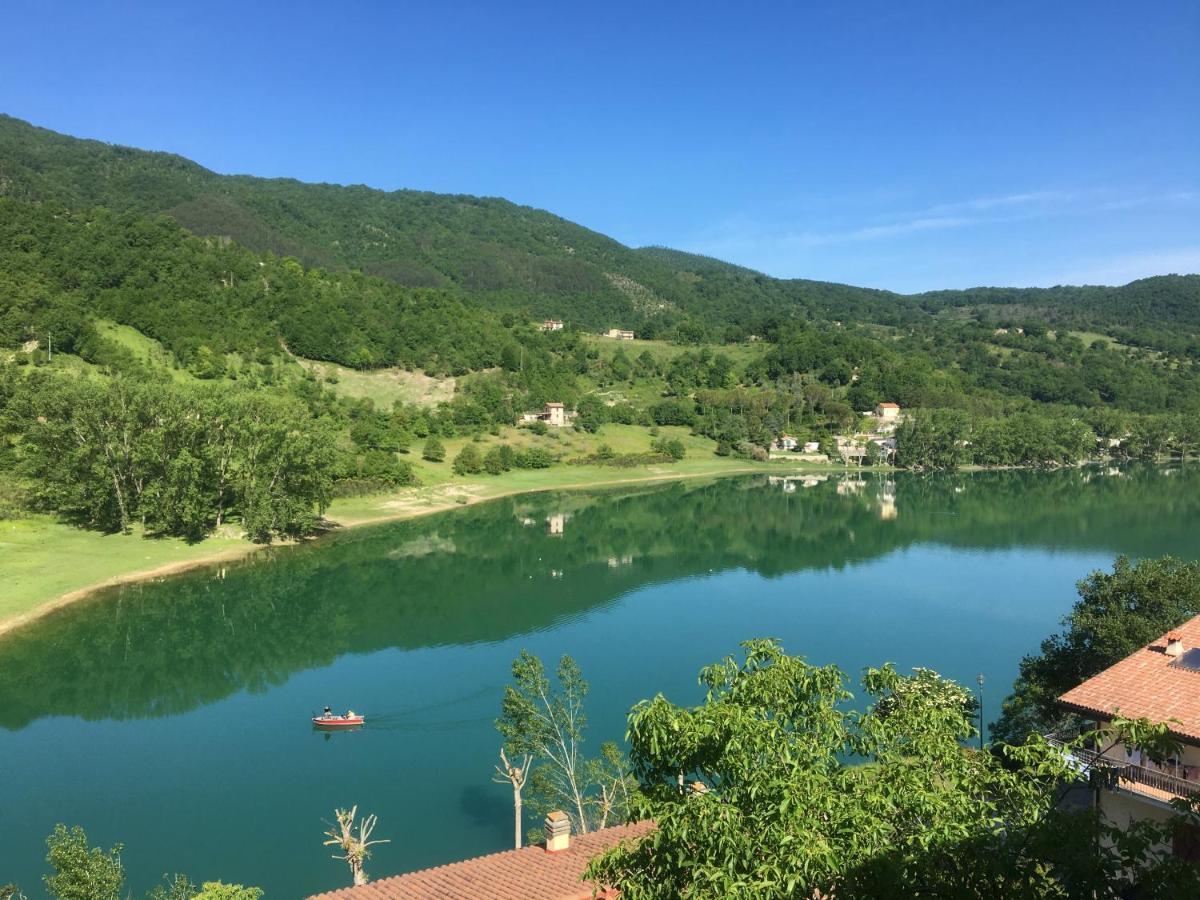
[1058,613,1200,743]
[307,820,652,900]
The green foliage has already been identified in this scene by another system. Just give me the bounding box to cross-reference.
[514,446,554,469]
[993,555,1200,743]
[3,370,335,539]
[497,651,633,834]
[650,437,686,460]
[587,640,1200,898]
[146,874,196,900]
[44,825,124,900]
[452,443,483,475]
[191,883,264,900]
[421,436,446,462]
[483,445,510,475]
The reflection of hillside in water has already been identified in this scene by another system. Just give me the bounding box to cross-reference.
[1,465,1197,728]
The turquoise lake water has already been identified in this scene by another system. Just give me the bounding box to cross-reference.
[2,465,1199,896]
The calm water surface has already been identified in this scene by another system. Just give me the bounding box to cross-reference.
[2,466,1199,896]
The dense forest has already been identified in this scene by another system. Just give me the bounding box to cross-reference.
[1,113,1198,541]
[3,113,1199,343]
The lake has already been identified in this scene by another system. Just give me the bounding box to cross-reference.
[2,465,1199,896]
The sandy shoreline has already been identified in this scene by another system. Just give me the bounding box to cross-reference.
[0,463,810,639]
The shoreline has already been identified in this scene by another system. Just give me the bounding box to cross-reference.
[0,460,838,640]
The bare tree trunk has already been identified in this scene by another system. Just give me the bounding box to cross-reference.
[494,749,531,849]
[512,779,523,849]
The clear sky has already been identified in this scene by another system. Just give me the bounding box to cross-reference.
[3,0,1197,292]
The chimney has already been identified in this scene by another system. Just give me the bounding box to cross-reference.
[544,811,570,852]
[1166,634,1185,658]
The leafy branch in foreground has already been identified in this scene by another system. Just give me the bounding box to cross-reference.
[587,639,1200,899]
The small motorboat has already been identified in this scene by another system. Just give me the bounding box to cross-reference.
[313,709,365,729]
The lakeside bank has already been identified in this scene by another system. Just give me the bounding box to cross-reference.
[0,457,853,638]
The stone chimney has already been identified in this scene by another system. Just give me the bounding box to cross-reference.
[1166,634,1185,658]
[544,811,570,852]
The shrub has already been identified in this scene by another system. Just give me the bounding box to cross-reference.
[453,443,484,475]
[515,447,554,469]
[483,445,508,475]
[422,437,446,462]
[651,437,686,460]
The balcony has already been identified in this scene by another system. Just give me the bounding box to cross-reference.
[1045,732,1200,803]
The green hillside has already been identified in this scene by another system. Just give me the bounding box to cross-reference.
[3,113,1197,344]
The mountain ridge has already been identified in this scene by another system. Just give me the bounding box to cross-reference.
[1,112,1198,340]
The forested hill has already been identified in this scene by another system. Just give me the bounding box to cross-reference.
[2,113,1198,342]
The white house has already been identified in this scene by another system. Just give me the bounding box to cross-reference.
[771,434,798,452]
[875,402,901,419]
[540,319,565,331]
[605,328,636,340]
[521,402,570,427]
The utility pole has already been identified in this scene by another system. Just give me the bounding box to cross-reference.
[976,672,986,751]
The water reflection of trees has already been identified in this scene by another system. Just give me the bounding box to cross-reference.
[1,465,1196,728]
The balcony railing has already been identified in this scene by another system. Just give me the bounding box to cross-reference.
[1044,731,1200,800]
[1116,761,1200,800]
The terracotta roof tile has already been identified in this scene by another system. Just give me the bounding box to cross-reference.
[1058,614,1200,743]
[308,821,653,900]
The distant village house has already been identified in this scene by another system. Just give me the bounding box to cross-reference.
[771,434,798,452]
[875,402,901,419]
[540,319,564,331]
[605,328,636,340]
[522,402,570,427]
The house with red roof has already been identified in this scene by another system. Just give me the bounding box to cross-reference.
[1056,614,1200,857]
[308,816,652,900]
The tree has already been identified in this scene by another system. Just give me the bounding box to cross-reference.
[192,882,264,900]
[586,639,1200,899]
[323,806,389,887]
[483,445,508,475]
[146,874,196,900]
[575,395,607,433]
[493,747,532,849]
[498,651,592,832]
[993,555,1200,743]
[452,443,483,475]
[422,436,445,462]
[44,824,124,900]
[496,651,632,837]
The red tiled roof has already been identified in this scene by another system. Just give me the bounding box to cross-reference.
[308,821,653,900]
[1058,614,1200,743]
[877,402,900,408]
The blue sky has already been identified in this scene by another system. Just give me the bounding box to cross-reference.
[3,0,1197,292]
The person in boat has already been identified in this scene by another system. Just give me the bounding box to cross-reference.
[322,706,334,720]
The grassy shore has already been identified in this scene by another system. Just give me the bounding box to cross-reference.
[0,453,845,638]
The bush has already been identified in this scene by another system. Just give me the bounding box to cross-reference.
[515,447,554,469]
[527,420,549,436]
[358,450,415,485]
[453,443,484,475]
[422,436,446,462]
[483,445,509,475]
[651,437,686,460]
